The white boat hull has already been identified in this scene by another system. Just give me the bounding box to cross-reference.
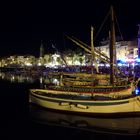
[30,90,140,115]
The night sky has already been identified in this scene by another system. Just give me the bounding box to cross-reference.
[0,0,140,57]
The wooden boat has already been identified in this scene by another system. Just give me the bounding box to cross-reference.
[43,5,135,97]
[29,6,140,115]
[30,87,140,115]
[30,105,140,135]
[44,5,134,96]
[46,72,135,97]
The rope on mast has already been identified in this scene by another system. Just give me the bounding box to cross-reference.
[94,10,110,41]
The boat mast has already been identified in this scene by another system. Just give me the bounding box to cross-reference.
[91,26,98,74]
[66,35,110,64]
[109,6,116,85]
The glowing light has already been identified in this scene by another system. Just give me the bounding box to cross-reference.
[99,64,105,66]
[119,58,126,63]
[135,88,140,95]
[74,60,81,65]
[52,78,59,85]
[136,58,140,62]
[40,77,43,84]
[25,63,32,66]
[106,64,110,67]
[37,63,41,66]
[126,58,135,63]
[117,63,122,66]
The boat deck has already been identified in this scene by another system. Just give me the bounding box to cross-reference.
[31,90,136,101]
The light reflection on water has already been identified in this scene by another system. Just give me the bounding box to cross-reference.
[0,71,52,84]
[1,71,140,139]
[0,71,35,83]
[0,71,59,84]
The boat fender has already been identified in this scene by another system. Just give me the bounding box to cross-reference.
[59,102,70,106]
[76,104,89,109]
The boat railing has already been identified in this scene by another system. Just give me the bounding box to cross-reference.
[48,84,132,94]
[30,89,137,101]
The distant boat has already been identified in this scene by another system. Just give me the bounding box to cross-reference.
[29,6,140,116]
[44,5,135,97]
[30,105,140,136]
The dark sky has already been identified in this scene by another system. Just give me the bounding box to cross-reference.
[0,0,140,57]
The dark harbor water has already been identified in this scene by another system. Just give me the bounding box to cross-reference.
[0,78,140,140]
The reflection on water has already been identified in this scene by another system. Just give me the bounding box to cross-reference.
[0,71,52,84]
[0,72,35,83]
[0,71,60,86]
[1,70,140,139]
[30,104,140,136]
